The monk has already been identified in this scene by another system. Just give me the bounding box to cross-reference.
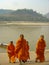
[15,34,30,65]
[35,35,46,62]
[22,41,30,63]
[7,41,15,63]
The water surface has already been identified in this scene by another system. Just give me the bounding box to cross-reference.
[0,24,49,52]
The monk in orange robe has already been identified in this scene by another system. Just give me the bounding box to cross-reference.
[22,41,30,63]
[35,35,46,62]
[7,41,15,63]
[15,34,30,65]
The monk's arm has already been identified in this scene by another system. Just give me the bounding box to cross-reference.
[7,46,11,53]
[26,44,29,51]
[44,41,46,48]
[36,41,39,49]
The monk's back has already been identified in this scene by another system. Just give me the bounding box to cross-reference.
[37,39,46,50]
[16,39,27,53]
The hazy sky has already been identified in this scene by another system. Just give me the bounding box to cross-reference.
[0,0,49,14]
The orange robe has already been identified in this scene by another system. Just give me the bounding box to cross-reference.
[15,38,29,61]
[36,39,46,62]
[7,44,15,63]
[26,43,30,59]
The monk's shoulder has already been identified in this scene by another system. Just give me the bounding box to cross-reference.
[7,44,10,49]
[36,40,41,46]
[44,40,46,43]
[24,39,26,41]
[43,40,46,45]
[24,39,27,42]
[12,44,15,47]
[16,39,22,45]
[16,39,20,43]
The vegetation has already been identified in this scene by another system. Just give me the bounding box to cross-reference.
[0,9,49,22]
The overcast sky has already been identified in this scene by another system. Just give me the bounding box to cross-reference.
[0,0,49,14]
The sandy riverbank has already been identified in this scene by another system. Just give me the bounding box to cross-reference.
[0,51,49,65]
[0,22,49,26]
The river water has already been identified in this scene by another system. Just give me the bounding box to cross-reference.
[0,23,49,52]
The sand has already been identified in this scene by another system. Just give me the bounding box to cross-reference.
[0,51,49,65]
